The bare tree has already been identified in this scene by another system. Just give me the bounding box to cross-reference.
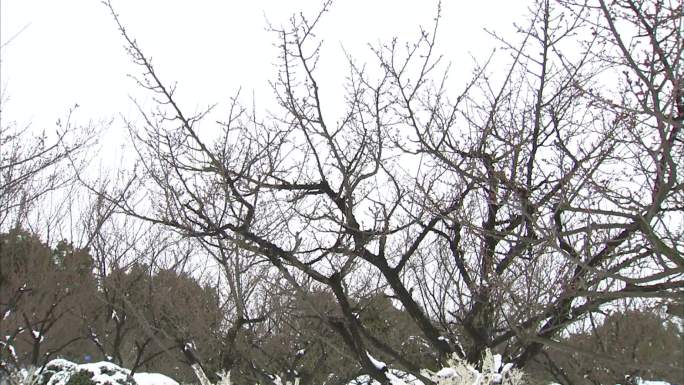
[101,0,682,383]
[0,98,95,371]
[0,105,94,233]
[395,0,683,370]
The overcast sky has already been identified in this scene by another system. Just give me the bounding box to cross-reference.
[1,0,530,148]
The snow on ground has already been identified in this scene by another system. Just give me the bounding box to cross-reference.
[3,358,674,385]
[133,373,179,385]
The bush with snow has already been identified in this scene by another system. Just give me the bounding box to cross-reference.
[0,360,179,385]
[420,350,524,385]
[43,361,136,385]
[349,349,524,385]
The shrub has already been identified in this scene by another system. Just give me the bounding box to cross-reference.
[65,372,94,385]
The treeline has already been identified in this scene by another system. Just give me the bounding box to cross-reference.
[0,229,215,381]
[1,228,682,385]
[1,228,432,384]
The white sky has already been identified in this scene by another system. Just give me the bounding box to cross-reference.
[1,0,530,149]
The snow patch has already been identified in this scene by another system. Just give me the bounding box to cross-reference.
[134,372,179,385]
[492,355,502,372]
[8,343,18,361]
[435,367,457,378]
[366,352,386,371]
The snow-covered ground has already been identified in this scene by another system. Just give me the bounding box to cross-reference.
[1,358,675,385]
[132,373,179,385]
